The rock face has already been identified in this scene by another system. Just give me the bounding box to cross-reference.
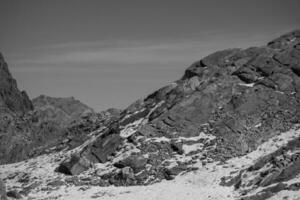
[0,55,120,164]
[0,104,119,164]
[0,30,300,200]
[0,53,33,115]
[57,30,300,193]
[226,136,300,199]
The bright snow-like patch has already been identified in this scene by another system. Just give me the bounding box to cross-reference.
[0,150,68,195]
[254,123,262,128]
[182,143,203,154]
[146,132,216,143]
[179,132,215,154]
[27,164,235,200]
[120,108,146,122]
[1,127,299,200]
[120,101,165,138]
[120,118,144,138]
[238,83,255,87]
[178,132,216,142]
[145,136,171,143]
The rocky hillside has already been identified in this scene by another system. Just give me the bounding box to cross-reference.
[0,30,300,200]
[0,55,120,165]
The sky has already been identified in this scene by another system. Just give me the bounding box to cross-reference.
[0,0,299,111]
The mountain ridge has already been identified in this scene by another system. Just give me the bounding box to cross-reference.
[32,94,94,127]
[0,30,300,200]
[0,57,121,166]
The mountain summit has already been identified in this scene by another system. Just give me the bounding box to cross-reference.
[0,30,300,200]
[0,53,33,115]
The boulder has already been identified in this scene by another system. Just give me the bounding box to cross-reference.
[90,133,122,163]
[57,132,122,175]
[56,154,91,175]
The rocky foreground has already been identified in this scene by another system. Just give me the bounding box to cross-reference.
[0,30,300,200]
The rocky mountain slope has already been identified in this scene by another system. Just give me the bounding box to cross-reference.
[0,30,300,200]
[0,56,120,165]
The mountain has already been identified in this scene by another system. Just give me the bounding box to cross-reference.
[32,95,94,127]
[0,53,33,116]
[0,30,300,200]
[0,55,120,165]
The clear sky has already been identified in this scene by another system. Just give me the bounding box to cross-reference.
[0,0,299,111]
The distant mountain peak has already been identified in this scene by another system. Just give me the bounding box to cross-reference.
[32,94,95,127]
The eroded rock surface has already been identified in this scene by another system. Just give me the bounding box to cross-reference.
[0,55,121,164]
[57,30,300,189]
[0,53,33,116]
[1,30,300,200]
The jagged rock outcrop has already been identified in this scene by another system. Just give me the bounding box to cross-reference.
[57,30,300,191]
[220,130,300,199]
[0,104,120,164]
[0,53,33,116]
[0,55,120,164]
[1,30,300,200]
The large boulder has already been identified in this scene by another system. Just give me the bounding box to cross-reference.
[56,154,92,175]
[56,131,123,175]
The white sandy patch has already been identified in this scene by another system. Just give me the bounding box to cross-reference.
[145,136,170,142]
[1,127,299,200]
[178,132,216,142]
[254,123,262,128]
[120,108,146,123]
[27,163,235,200]
[182,143,203,154]
[120,118,144,138]
[120,101,165,138]
[146,132,216,143]
[238,83,255,87]
[227,127,300,168]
